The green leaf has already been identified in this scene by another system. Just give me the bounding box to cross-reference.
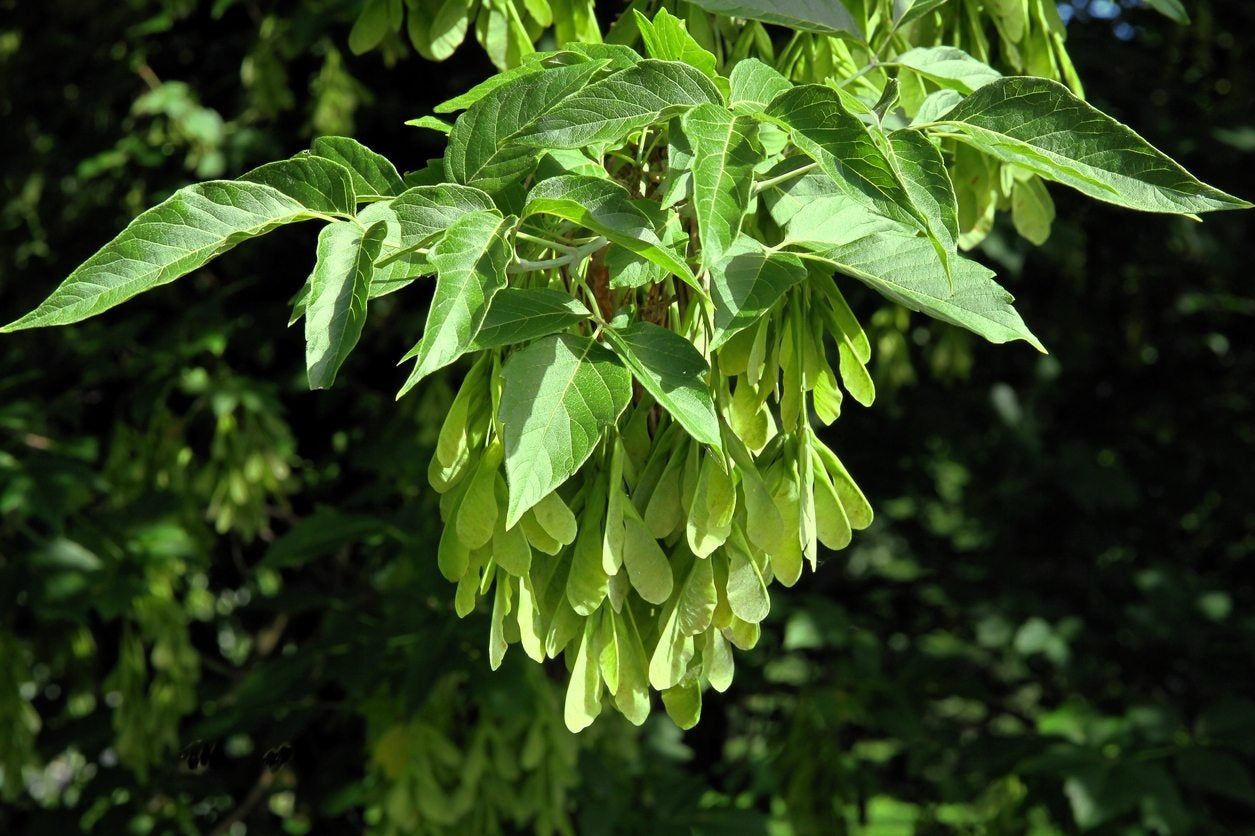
[798,228,1044,351]
[884,129,959,261]
[892,47,1001,94]
[470,288,590,349]
[356,199,424,298]
[1143,0,1189,24]
[407,0,471,61]
[709,237,806,350]
[765,85,936,243]
[912,89,964,126]
[933,77,1251,214]
[893,0,951,27]
[1011,174,1056,245]
[763,166,900,248]
[380,183,497,265]
[523,175,701,293]
[499,333,633,527]
[349,0,394,55]
[3,181,325,332]
[729,59,792,115]
[239,156,357,216]
[562,42,642,70]
[772,166,1036,350]
[871,78,901,121]
[649,554,716,690]
[400,210,514,394]
[305,220,386,389]
[407,116,452,134]
[311,136,405,198]
[633,8,718,82]
[683,104,763,270]
[564,616,603,732]
[433,51,568,113]
[515,59,722,150]
[686,0,862,37]
[604,322,721,448]
[445,59,607,193]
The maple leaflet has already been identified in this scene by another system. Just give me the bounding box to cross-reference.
[4,7,1245,732]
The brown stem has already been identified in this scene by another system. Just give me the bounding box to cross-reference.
[589,250,614,322]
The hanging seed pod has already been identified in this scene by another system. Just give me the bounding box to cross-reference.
[456,440,503,549]
[686,452,735,558]
[491,481,532,577]
[567,480,610,616]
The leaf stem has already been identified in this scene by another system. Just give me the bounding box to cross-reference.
[836,60,880,89]
[508,236,607,274]
[752,162,818,196]
[516,230,578,254]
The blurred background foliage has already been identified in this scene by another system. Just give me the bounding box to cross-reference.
[1,0,1252,833]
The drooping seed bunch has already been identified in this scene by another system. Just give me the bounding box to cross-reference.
[427,278,877,730]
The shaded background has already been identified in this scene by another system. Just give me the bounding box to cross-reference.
[1,0,1252,832]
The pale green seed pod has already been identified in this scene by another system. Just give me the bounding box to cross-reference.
[488,572,513,670]
[567,480,610,616]
[643,445,686,539]
[492,480,533,577]
[564,617,603,733]
[661,673,702,730]
[455,439,503,550]
[701,627,735,693]
[611,606,651,726]
[437,520,470,583]
[516,573,545,663]
[729,375,774,453]
[811,446,852,550]
[724,528,770,624]
[812,436,873,530]
[764,455,804,586]
[686,452,735,558]
[621,502,674,605]
[532,490,578,547]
